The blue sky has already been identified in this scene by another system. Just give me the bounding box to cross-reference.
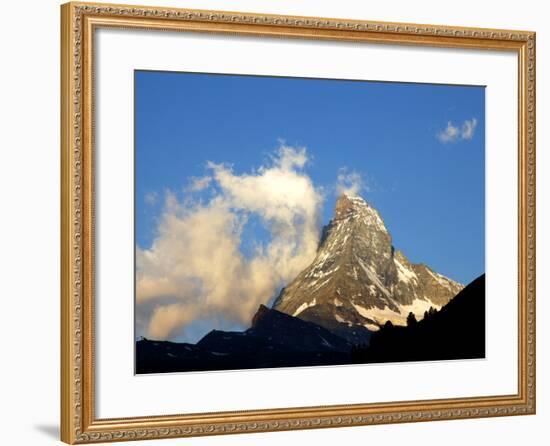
[135,70,485,287]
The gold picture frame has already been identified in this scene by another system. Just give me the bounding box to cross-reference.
[60,2,536,443]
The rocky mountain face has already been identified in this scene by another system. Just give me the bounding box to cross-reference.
[272,194,463,334]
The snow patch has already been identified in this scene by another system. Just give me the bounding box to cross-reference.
[400,299,442,322]
[352,299,441,327]
[395,258,418,284]
[309,277,331,292]
[364,323,380,332]
[334,314,346,323]
[211,351,230,356]
[319,336,333,348]
[293,298,317,317]
[307,264,340,281]
[355,255,391,297]
[425,268,461,290]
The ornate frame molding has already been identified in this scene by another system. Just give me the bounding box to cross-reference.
[60,2,536,444]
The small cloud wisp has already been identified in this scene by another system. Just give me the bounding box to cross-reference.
[437,118,478,143]
[336,168,365,197]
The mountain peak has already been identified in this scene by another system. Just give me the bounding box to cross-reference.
[335,193,367,218]
[273,198,463,334]
[333,194,387,236]
[251,304,270,327]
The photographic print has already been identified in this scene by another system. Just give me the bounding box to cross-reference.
[134,71,485,374]
[61,6,535,441]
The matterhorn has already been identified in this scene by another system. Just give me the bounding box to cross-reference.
[272,194,463,339]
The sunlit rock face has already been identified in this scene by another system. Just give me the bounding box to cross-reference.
[273,194,463,333]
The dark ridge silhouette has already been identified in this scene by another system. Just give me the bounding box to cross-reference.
[136,305,353,374]
[352,274,486,363]
[296,305,373,346]
[136,275,485,374]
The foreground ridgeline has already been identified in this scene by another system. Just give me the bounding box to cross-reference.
[137,304,353,373]
[352,273,486,363]
[136,274,485,373]
[136,195,484,374]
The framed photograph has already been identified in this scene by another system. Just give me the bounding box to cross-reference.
[60,2,536,443]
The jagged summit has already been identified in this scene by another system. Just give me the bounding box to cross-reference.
[273,194,463,334]
[335,194,365,217]
[334,194,384,225]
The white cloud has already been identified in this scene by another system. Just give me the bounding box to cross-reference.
[461,118,478,140]
[270,145,308,171]
[144,191,158,206]
[136,145,323,341]
[437,118,478,143]
[186,176,212,192]
[147,303,199,340]
[437,121,460,143]
[336,168,365,197]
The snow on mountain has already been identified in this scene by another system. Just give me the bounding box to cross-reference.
[272,194,463,333]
